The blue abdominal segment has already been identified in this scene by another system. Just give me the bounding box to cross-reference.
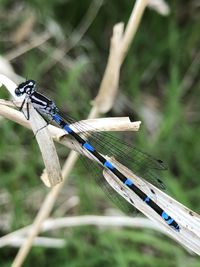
[162,211,180,231]
[52,114,62,124]
[124,178,133,186]
[144,196,150,203]
[104,160,114,170]
[83,142,95,152]
[63,125,73,133]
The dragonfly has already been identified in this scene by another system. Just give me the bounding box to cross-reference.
[14,80,180,232]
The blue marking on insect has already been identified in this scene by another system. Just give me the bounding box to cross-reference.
[64,125,73,133]
[104,160,114,169]
[161,211,174,224]
[52,114,62,123]
[162,211,168,220]
[83,142,95,152]
[144,196,150,203]
[124,178,133,186]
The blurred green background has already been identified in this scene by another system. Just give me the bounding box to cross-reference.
[0,0,200,266]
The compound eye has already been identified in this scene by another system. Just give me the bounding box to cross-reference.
[15,87,24,96]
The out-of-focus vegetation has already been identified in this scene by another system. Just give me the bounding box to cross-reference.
[0,0,200,266]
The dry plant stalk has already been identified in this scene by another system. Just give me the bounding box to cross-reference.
[93,23,124,112]
[1,236,65,249]
[104,158,200,255]
[148,0,170,16]
[119,0,149,63]
[93,0,149,112]
[28,106,62,187]
[0,216,162,248]
[0,101,141,135]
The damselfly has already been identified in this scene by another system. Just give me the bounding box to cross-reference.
[14,80,180,232]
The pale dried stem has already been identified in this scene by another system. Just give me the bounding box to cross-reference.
[93,0,149,112]
[4,237,65,249]
[103,158,200,255]
[148,0,170,16]
[11,151,79,267]
[28,106,62,186]
[0,103,141,136]
[119,0,149,63]
[0,103,30,129]
[0,216,160,248]
[93,23,124,112]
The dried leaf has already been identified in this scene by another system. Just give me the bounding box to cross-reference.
[103,157,200,255]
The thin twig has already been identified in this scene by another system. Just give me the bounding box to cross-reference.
[0,216,161,248]
[3,237,65,248]
[120,0,149,63]
[0,102,141,136]
[148,0,170,16]
[93,0,149,112]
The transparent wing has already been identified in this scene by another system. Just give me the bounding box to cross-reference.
[67,134,138,214]
[58,112,167,190]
